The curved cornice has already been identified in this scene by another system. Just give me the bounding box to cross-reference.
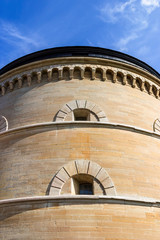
[0,60,160,99]
[0,195,160,208]
[1,46,159,78]
[0,121,160,140]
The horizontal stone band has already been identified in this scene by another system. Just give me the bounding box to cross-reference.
[0,121,160,140]
[0,195,160,208]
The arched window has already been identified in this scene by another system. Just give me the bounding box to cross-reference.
[54,100,108,122]
[73,108,99,121]
[47,160,116,196]
[0,115,8,133]
[153,118,160,133]
[72,174,94,195]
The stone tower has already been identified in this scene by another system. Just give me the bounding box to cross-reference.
[1,46,160,239]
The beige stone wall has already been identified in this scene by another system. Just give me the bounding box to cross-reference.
[0,78,160,131]
[1,124,160,200]
[1,198,160,240]
[0,58,160,132]
[1,56,160,239]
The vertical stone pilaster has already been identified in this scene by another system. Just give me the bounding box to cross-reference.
[1,86,5,95]
[113,71,117,83]
[69,68,74,80]
[58,68,63,80]
[9,82,13,91]
[91,68,96,80]
[122,75,127,85]
[148,85,152,95]
[80,68,84,80]
[141,82,144,91]
[132,78,136,88]
[18,77,22,88]
[27,74,32,86]
[47,69,52,81]
[102,69,106,81]
[37,72,42,83]
[155,88,159,98]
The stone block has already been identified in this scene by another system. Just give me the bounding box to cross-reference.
[101,177,114,188]
[99,117,108,122]
[75,159,89,174]
[105,186,116,196]
[93,179,104,195]
[88,161,101,177]
[61,178,71,194]
[55,117,63,122]
[97,111,107,119]
[56,168,70,182]
[67,100,77,110]
[57,111,66,119]
[85,101,95,111]
[61,104,72,113]
[49,187,61,195]
[65,112,73,121]
[64,161,77,177]
[51,176,64,188]
[96,168,109,182]
[76,100,86,109]
[92,105,101,114]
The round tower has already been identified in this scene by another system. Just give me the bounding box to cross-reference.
[1,46,160,239]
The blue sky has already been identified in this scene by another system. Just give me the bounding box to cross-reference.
[0,0,160,72]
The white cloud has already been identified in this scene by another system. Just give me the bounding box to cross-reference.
[0,20,45,67]
[99,0,160,51]
[0,20,42,51]
[141,0,160,7]
[117,33,138,51]
[0,21,38,46]
[141,0,160,13]
[99,0,136,23]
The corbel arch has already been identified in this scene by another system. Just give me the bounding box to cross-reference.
[73,66,82,79]
[48,160,116,196]
[54,100,108,122]
[95,68,103,81]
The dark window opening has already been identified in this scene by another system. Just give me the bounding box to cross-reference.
[72,174,94,195]
[79,183,93,195]
[75,116,88,121]
[74,109,90,121]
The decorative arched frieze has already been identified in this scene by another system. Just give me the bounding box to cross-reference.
[0,63,160,100]
[73,66,81,79]
[117,71,124,84]
[126,74,133,87]
[0,115,8,133]
[152,85,158,98]
[62,67,70,80]
[84,66,92,79]
[106,69,114,82]
[48,160,116,196]
[54,100,108,122]
[95,68,104,81]
[135,77,142,90]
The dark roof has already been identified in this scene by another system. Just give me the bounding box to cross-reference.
[0,46,160,78]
